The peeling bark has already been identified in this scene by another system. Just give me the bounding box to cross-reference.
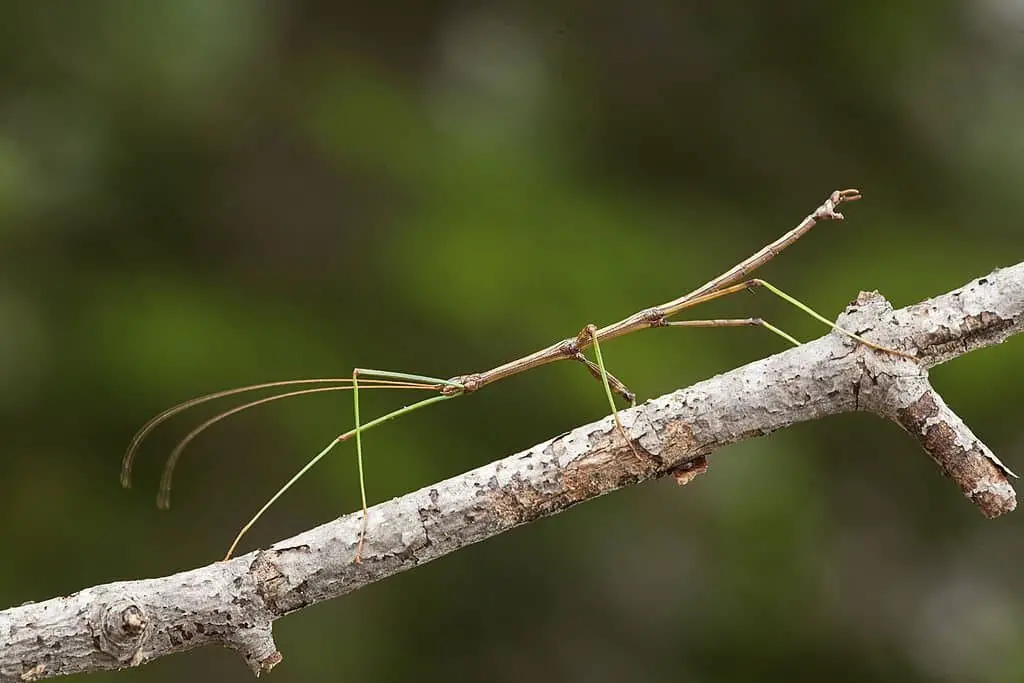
[2,262,1022,682]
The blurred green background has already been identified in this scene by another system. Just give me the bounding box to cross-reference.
[2,2,1024,682]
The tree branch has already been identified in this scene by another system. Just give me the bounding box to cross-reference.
[3,261,1022,682]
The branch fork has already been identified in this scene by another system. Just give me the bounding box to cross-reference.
[3,256,1022,683]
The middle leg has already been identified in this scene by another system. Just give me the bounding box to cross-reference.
[579,324,644,464]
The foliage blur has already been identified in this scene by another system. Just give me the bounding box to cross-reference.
[2,2,1024,682]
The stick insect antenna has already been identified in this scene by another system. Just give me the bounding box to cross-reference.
[156,380,440,509]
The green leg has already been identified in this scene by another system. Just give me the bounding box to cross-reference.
[223,371,462,561]
[586,327,643,462]
[352,369,365,561]
[350,369,463,561]
[750,279,914,358]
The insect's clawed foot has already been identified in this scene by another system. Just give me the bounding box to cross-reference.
[815,188,862,222]
[834,188,862,204]
[857,337,918,362]
[829,321,917,362]
[355,531,365,564]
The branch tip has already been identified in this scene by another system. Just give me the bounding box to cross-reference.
[254,651,282,677]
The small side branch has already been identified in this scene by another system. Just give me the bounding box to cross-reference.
[892,386,1015,516]
[2,262,1022,681]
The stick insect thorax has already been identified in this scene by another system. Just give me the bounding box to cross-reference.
[444,188,904,400]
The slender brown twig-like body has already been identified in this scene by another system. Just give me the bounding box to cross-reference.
[448,188,864,396]
[127,188,915,563]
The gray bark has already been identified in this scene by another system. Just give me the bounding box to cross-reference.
[2,261,1022,682]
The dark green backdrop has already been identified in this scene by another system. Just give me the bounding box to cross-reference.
[3,2,1024,682]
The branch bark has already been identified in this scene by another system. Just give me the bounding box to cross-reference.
[3,261,1022,682]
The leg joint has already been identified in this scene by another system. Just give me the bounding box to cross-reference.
[559,338,580,356]
[445,374,481,393]
[640,307,667,327]
[575,323,598,348]
[565,323,598,356]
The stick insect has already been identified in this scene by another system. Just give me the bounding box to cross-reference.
[122,189,912,562]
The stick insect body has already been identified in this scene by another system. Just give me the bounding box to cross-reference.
[122,189,912,562]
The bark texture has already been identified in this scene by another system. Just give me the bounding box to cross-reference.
[2,262,1022,682]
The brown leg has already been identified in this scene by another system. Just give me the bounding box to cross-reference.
[573,353,637,406]
[664,317,801,347]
